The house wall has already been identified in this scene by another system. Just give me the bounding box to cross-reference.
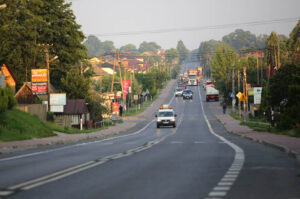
[16,104,47,121]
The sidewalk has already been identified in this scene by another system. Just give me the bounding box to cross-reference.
[0,80,177,152]
[209,102,300,162]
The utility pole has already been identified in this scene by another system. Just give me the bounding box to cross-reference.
[232,68,235,112]
[238,69,241,117]
[243,67,248,122]
[256,56,259,85]
[99,58,102,93]
[44,45,51,112]
[111,49,124,101]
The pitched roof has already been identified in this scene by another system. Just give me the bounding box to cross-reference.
[64,99,88,114]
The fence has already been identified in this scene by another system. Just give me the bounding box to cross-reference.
[16,104,47,121]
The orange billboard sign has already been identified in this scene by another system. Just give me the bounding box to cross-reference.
[31,69,48,82]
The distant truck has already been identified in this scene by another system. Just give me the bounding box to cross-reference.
[196,66,202,84]
[187,70,198,86]
[206,86,219,102]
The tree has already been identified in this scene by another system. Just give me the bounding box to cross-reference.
[120,44,138,55]
[0,0,88,90]
[176,40,189,63]
[84,35,115,57]
[211,43,236,101]
[222,29,256,51]
[266,31,281,70]
[138,41,161,53]
[287,20,300,63]
[61,67,91,99]
[165,48,179,64]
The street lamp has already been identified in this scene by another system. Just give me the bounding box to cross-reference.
[0,4,6,10]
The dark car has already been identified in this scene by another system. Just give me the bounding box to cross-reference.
[182,89,193,100]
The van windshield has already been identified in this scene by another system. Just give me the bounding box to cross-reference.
[158,111,174,117]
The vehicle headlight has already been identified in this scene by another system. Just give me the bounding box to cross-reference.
[170,118,175,122]
[157,119,161,122]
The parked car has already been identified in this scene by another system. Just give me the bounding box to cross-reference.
[182,89,193,100]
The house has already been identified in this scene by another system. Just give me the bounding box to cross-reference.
[15,82,56,104]
[54,99,90,128]
[0,64,17,93]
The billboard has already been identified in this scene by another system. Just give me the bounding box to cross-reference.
[50,93,66,105]
[31,69,48,82]
[254,87,262,104]
[32,82,48,95]
[122,80,131,100]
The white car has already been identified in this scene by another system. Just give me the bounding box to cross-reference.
[155,105,177,128]
[175,88,183,97]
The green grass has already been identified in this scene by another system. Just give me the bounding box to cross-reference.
[0,109,56,141]
[230,111,300,137]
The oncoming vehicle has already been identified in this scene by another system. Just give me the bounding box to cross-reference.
[155,105,177,128]
[175,88,184,97]
[182,89,193,100]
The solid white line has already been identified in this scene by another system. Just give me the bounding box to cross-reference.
[198,86,245,198]
[0,191,13,196]
[8,161,95,190]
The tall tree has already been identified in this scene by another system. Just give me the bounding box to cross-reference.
[0,0,88,90]
[138,41,161,53]
[266,31,281,70]
[176,40,189,63]
[120,44,138,55]
[287,20,300,63]
[165,48,179,64]
[222,29,256,51]
[84,35,102,57]
[211,43,236,100]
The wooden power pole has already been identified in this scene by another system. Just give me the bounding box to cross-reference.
[243,67,248,122]
[238,69,241,117]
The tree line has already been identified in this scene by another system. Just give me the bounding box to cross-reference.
[196,23,300,133]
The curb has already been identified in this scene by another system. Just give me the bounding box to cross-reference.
[228,130,300,165]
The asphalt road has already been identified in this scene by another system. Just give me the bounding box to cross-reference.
[0,62,299,199]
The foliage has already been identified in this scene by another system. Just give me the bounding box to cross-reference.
[138,41,161,53]
[87,92,107,121]
[84,35,115,57]
[165,48,179,64]
[0,85,17,112]
[222,29,257,51]
[211,43,236,101]
[135,72,156,96]
[176,40,189,63]
[266,31,281,68]
[61,67,91,99]
[120,44,138,55]
[131,78,142,95]
[0,0,88,90]
[287,20,300,63]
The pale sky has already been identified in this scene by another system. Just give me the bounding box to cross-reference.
[68,0,300,50]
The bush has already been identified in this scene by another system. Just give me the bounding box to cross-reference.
[0,85,17,113]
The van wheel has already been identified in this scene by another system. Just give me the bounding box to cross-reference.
[173,124,176,128]
[157,124,160,128]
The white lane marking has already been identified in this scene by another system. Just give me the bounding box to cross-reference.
[198,86,245,199]
[213,186,230,191]
[218,182,233,186]
[170,141,184,144]
[194,141,206,144]
[1,86,177,162]
[8,161,95,190]
[208,191,227,197]
[0,191,13,196]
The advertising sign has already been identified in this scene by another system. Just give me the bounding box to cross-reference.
[254,87,263,104]
[112,102,119,117]
[134,95,138,100]
[50,93,66,105]
[50,105,64,113]
[32,82,48,95]
[31,69,48,82]
[122,80,131,100]
[248,88,254,96]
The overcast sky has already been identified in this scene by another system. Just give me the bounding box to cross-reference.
[68,0,300,50]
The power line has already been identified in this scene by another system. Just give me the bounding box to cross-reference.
[94,17,299,37]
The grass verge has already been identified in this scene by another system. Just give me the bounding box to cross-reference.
[230,112,299,137]
[0,109,56,141]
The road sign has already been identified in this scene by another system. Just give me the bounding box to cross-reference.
[134,95,138,100]
[254,87,262,104]
[236,92,247,101]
